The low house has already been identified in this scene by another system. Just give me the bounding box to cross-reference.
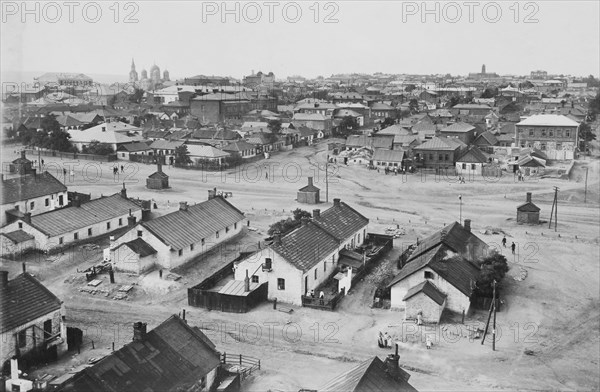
[297,126,316,145]
[67,122,144,151]
[371,149,405,169]
[56,316,222,392]
[473,130,498,153]
[1,171,68,227]
[222,140,257,159]
[1,192,143,252]
[317,352,418,392]
[412,137,466,169]
[146,162,169,190]
[9,151,35,175]
[297,177,320,204]
[517,192,540,224]
[109,195,245,273]
[455,146,488,176]
[0,230,35,258]
[371,134,395,150]
[0,270,67,370]
[333,109,364,127]
[116,142,152,160]
[377,124,412,137]
[292,113,333,131]
[149,140,185,164]
[233,199,368,306]
[187,144,230,165]
[388,220,489,319]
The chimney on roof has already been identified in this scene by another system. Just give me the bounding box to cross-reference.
[313,209,320,219]
[120,183,127,199]
[23,212,32,225]
[384,344,408,382]
[0,270,8,290]
[333,198,341,207]
[208,188,216,200]
[307,177,313,187]
[273,231,282,245]
[301,217,309,226]
[464,219,471,232]
[526,192,532,203]
[179,201,188,211]
[21,150,26,160]
[73,195,81,208]
[440,229,447,242]
[244,270,250,292]
[132,322,147,341]
[157,161,162,173]
[127,214,137,227]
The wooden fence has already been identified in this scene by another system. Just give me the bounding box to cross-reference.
[24,149,117,162]
[221,353,261,381]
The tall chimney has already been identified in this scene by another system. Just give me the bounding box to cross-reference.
[273,231,282,245]
[179,201,188,211]
[120,183,127,199]
[333,198,341,207]
[23,213,32,224]
[312,209,320,219]
[0,270,8,290]
[244,270,250,292]
[109,235,117,250]
[127,215,137,227]
[526,192,532,203]
[464,219,471,232]
[157,161,162,173]
[208,189,216,200]
[133,322,147,341]
[307,177,313,186]
[384,344,402,380]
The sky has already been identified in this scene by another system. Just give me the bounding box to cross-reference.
[1,0,599,83]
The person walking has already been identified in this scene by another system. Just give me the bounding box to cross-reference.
[426,338,432,349]
[511,242,516,254]
[120,165,124,173]
[502,236,507,247]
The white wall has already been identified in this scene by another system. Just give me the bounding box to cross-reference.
[456,162,483,175]
[1,190,68,227]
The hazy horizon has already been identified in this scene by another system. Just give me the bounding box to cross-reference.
[2,1,599,82]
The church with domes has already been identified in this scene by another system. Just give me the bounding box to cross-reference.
[129,58,170,90]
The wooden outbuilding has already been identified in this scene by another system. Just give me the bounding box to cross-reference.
[517,192,540,224]
[146,162,169,189]
[297,176,320,204]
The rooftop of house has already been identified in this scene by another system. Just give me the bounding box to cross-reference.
[457,146,488,163]
[517,114,580,127]
[440,122,477,133]
[403,280,447,305]
[413,137,465,151]
[372,148,405,162]
[2,171,67,205]
[0,271,63,333]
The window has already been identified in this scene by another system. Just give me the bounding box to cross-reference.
[541,143,546,150]
[566,130,571,137]
[45,198,50,207]
[137,230,142,237]
[445,154,449,161]
[549,130,554,137]
[106,222,111,230]
[471,164,476,170]
[234,222,238,230]
[18,329,27,348]
[178,249,183,256]
[59,195,64,206]
[201,238,205,246]
[119,218,123,226]
[216,231,220,238]
[556,143,562,150]
[252,275,259,283]
[277,278,285,290]
[18,222,23,229]
[529,130,534,136]
[226,226,230,233]
[44,319,52,337]
[14,205,19,211]
[30,201,35,210]
[541,129,546,137]
[59,237,64,245]
[462,163,466,169]
[190,244,194,251]
[438,154,443,161]
[424,271,434,280]
[429,154,433,161]
[264,258,272,270]
[88,228,92,236]
[314,269,318,280]
[74,233,78,240]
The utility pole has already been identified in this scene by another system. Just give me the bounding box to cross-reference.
[492,280,497,351]
[548,186,559,231]
[459,194,462,224]
[325,154,329,203]
[584,167,589,203]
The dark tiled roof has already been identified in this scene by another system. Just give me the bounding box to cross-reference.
[371,135,394,149]
[409,222,487,262]
[517,202,541,212]
[149,140,184,150]
[1,272,62,333]
[1,230,34,243]
[298,183,320,192]
[457,147,488,163]
[118,238,157,257]
[60,316,220,392]
[403,280,447,305]
[2,171,67,205]
[141,197,244,251]
[440,122,476,133]
[273,221,339,272]
[372,149,404,163]
[313,201,369,242]
[148,171,169,179]
[474,130,498,146]
[29,194,142,237]
[118,142,151,152]
[222,141,256,152]
[413,137,460,151]
[319,357,417,392]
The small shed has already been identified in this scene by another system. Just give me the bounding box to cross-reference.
[517,192,540,224]
[9,151,35,175]
[146,162,169,189]
[403,281,447,324]
[297,177,320,204]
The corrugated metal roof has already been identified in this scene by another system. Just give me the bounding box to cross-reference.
[218,280,260,296]
[61,316,220,392]
[30,194,142,237]
[403,280,447,305]
[319,357,417,392]
[372,149,404,163]
[141,197,244,251]
[1,272,62,332]
[2,171,67,204]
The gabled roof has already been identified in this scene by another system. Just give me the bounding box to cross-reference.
[516,114,579,127]
[413,137,462,151]
[457,147,488,163]
[186,145,229,158]
[372,149,405,163]
[298,182,320,192]
[117,142,151,152]
[346,135,371,148]
[29,194,142,237]
[517,202,541,212]
[377,124,412,136]
[411,121,437,134]
[370,102,396,110]
[222,140,256,152]
[141,197,244,251]
[371,135,394,149]
[393,135,419,146]
[313,201,369,243]
[2,171,67,205]
[116,238,157,257]
[440,122,476,133]
[149,140,185,150]
[1,230,35,243]
[319,356,417,392]
[1,272,62,333]
[61,316,220,392]
[474,130,498,146]
[403,280,447,305]
[293,113,330,121]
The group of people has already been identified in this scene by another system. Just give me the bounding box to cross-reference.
[309,289,325,305]
[502,236,517,254]
[457,176,467,183]
[113,165,124,175]
[515,170,526,182]
[378,331,394,348]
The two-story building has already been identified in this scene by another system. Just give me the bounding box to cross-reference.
[515,114,579,160]
[233,199,368,306]
[439,122,480,145]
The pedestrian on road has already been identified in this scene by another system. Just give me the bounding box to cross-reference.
[120,165,124,173]
[511,242,516,254]
[426,338,432,349]
[502,236,507,247]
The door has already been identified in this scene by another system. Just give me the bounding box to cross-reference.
[304,276,308,296]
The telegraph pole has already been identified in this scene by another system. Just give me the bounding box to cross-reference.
[584,167,589,203]
[325,154,329,203]
[548,186,559,231]
[459,194,463,224]
[492,280,497,351]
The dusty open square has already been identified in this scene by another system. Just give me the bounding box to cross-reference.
[1,140,599,391]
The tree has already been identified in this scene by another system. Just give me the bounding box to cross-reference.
[267,209,312,236]
[447,96,460,108]
[267,119,282,134]
[133,117,141,127]
[381,117,395,129]
[337,116,359,136]
[578,122,596,151]
[128,88,144,103]
[474,252,509,297]
[292,208,311,221]
[480,87,498,99]
[40,115,76,152]
[174,144,192,166]
[408,98,419,113]
[404,84,416,93]
[82,140,114,155]
[588,93,600,121]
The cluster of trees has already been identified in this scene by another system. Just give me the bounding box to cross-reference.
[81,140,114,155]
[333,116,361,137]
[16,115,77,153]
[474,252,509,298]
[267,209,312,236]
